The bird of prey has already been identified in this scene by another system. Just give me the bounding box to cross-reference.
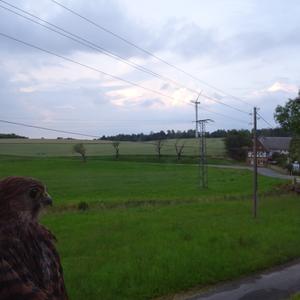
[0,176,68,300]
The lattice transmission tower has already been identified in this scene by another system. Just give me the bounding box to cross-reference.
[197,119,212,188]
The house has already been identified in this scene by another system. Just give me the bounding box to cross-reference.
[247,137,292,166]
[292,161,300,173]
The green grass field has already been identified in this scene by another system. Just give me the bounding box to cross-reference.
[0,155,298,300]
[0,156,281,205]
[0,137,225,157]
[43,196,300,300]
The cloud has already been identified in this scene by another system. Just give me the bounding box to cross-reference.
[0,0,151,58]
[267,82,298,94]
[54,104,76,110]
[167,21,217,58]
[240,82,300,128]
[0,0,300,138]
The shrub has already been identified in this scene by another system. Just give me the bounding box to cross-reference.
[78,201,89,211]
[271,152,288,167]
[73,143,87,162]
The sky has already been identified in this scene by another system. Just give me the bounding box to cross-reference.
[0,0,299,138]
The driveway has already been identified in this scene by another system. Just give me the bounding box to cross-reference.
[186,260,300,300]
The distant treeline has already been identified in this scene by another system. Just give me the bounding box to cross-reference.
[99,127,291,141]
[100,129,197,141]
[0,133,28,139]
[0,127,290,141]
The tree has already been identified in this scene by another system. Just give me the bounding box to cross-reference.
[210,129,227,138]
[274,90,300,135]
[112,142,120,159]
[224,130,251,161]
[289,138,300,162]
[154,139,164,159]
[73,143,87,162]
[174,140,185,160]
[0,133,28,139]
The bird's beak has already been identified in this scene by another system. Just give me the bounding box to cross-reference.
[41,193,53,206]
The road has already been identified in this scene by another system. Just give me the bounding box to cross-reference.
[207,164,294,180]
[187,260,300,300]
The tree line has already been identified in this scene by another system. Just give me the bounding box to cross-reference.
[0,133,28,139]
[99,127,290,142]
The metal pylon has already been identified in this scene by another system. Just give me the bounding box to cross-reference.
[197,119,212,188]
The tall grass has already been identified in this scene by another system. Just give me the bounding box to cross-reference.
[43,196,300,300]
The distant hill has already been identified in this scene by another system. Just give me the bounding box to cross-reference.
[0,133,28,139]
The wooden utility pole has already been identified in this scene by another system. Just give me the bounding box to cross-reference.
[253,107,258,218]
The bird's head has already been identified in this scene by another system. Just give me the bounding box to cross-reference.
[0,176,52,221]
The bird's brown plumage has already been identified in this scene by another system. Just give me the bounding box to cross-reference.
[0,176,68,300]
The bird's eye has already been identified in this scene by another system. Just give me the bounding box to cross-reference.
[29,188,39,198]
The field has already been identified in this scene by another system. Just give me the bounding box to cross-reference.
[0,155,299,300]
[0,156,281,205]
[43,197,300,300]
[0,138,225,157]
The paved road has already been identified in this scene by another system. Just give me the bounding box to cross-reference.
[256,168,293,180]
[207,164,294,180]
[187,261,300,300]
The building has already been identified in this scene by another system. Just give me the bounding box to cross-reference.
[292,161,300,173]
[247,137,292,166]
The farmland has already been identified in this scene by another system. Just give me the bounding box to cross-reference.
[0,154,299,300]
[0,137,225,157]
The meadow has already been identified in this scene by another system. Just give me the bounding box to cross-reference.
[0,137,225,157]
[44,196,300,300]
[0,156,281,205]
[0,154,299,299]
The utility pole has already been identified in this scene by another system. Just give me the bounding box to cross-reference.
[253,107,258,218]
[191,93,201,138]
[197,119,213,188]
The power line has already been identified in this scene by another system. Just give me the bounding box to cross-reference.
[0,31,251,119]
[186,102,249,124]
[0,119,101,138]
[48,0,254,108]
[199,107,250,125]
[0,1,199,95]
[0,1,250,115]
[200,93,249,115]
[257,112,275,129]
[0,32,178,101]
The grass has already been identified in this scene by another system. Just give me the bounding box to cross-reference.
[0,156,282,205]
[0,137,225,157]
[85,154,235,165]
[42,195,300,300]
[0,155,297,299]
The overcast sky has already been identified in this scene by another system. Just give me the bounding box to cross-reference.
[0,0,299,138]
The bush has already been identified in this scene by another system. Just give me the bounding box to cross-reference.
[271,153,288,167]
[224,130,251,161]
[78,201,89,211]
[73,143,87,162]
